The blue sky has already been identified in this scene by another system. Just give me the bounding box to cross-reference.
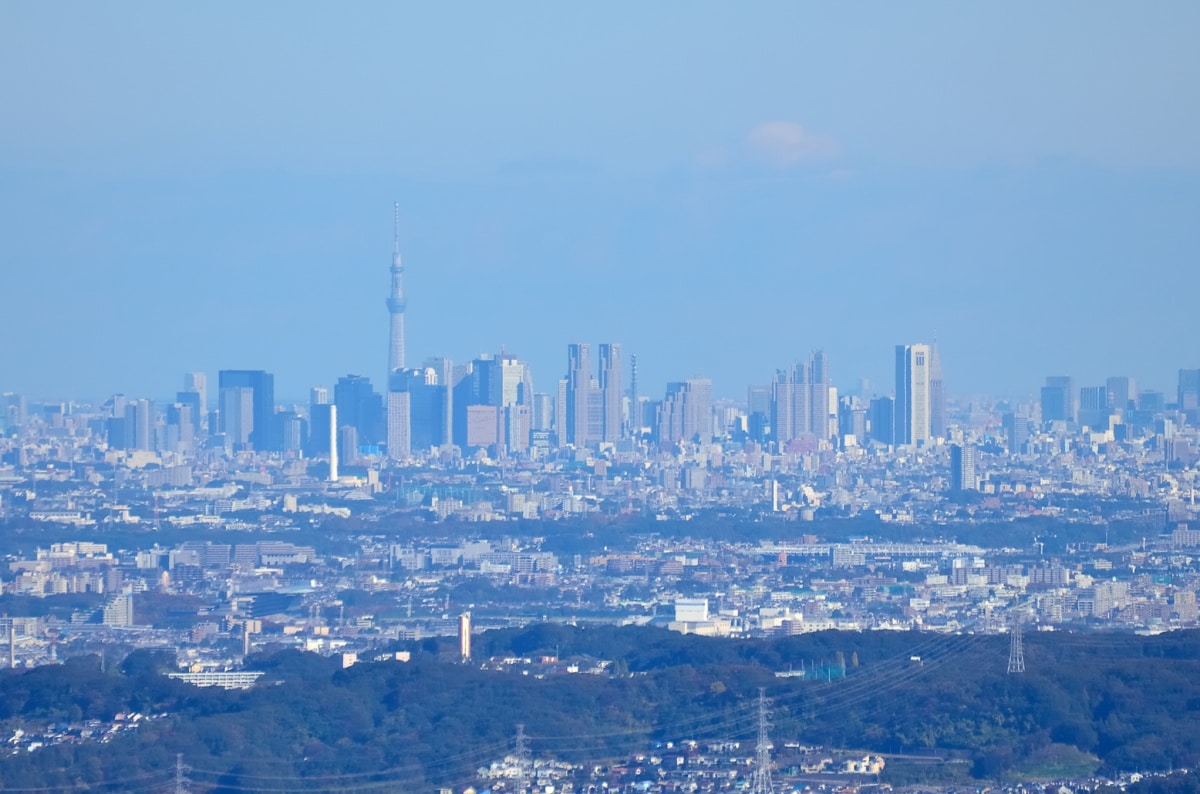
[1,3,1198,403]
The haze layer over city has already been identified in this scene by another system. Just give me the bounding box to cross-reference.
[3,4,1200,401]
[3,5,1200,794]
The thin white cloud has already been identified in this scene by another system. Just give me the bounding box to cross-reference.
[747,121,838,166]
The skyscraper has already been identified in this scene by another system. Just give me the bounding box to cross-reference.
[387,203,407,376]
[218,370,275,451]
[769,351,832,445]
[1041,376,1074,424]
[1179,369,1200,424]
[657,379,713,446]
[565,343,591,447]
[894,344,931,447]
[334,375,384,446]
[599,343,622,444]
[950,443,977,493]
[184,372,207,412]
[809,350,830,440]
[929,341,946,439]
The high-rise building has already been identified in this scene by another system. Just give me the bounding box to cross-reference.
[220,386,255,448]
[306,403,339,479]
[218,370,276,451]
[565,343,592,447]
[950,443,977,493]
[1106,376,1137,415]
[386,387,412,460]
[334,375,384,446]
[184,372,207,412]
[599,343,622,444]
[1041,376,1074,424]
[166,402,195,454]
[657,379,713,446]
[809,350,831,440]
[1079,385,1111,431]
[894,344,931,446]
[1,393,26,431]
[868,396,893,445]
[130,398,155,451]
[929,341,946,439]
[770,351,832,445]
[387,203,407,376]
[1179,369,1200,423]
[388,366,449,458]
[1002,413,1031,454]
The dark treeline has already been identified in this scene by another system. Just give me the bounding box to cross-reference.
[0,625,1197,790]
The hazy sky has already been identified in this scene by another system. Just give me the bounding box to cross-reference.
[2,3,1198,404]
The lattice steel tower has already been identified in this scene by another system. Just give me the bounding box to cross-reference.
[1007,616,1025,674]
[750,689,775,794]
[514,723,531,794]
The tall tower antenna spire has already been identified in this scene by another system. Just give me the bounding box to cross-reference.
[386,202,407,376]
[393,201,400,257]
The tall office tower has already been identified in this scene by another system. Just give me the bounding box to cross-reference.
[657,379,713,446]
[175,390,202,436]
[598,343,622,444]
[220,386,256,448]
[565,343,592,447]
[386,203,407,376]
[587,377,604,442]
[747,384,771,443]
[309,401,337,456]
[949,443,978,493]
[129,398,155,451]
[531,393,553,432]
[386,387,412,460]
[306,389,333,457]
[790,359,812,438]
[278,411,302,454]
[1139,390,1165,413]
[334,375,385,446]
[929,341,946,439]
[165,403,194,454]
[424,359,456,450]
[1040,376,1074,424]
[554,379,568,446]
[1179,369,1200,424]
[894,344,932,446]
[868,396,893,445]
[1002,412,1032,454]
[628,353,639,437]
[770,371,795,444]
[1,393,26,431]
[183,372,207,412]
[338,425,358,465]
[1107,376,1137,415]
[809,350,830,439]
[218,370,276,451]
[1079,385,1111,430]
[838,395,867,441]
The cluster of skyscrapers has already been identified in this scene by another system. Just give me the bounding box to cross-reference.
[6,210,1198,479]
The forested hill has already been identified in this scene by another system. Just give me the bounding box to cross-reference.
[0,625,1197,791]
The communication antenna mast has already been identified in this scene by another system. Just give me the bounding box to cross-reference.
[750,689,775,794]
[1007,613,1026,674]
